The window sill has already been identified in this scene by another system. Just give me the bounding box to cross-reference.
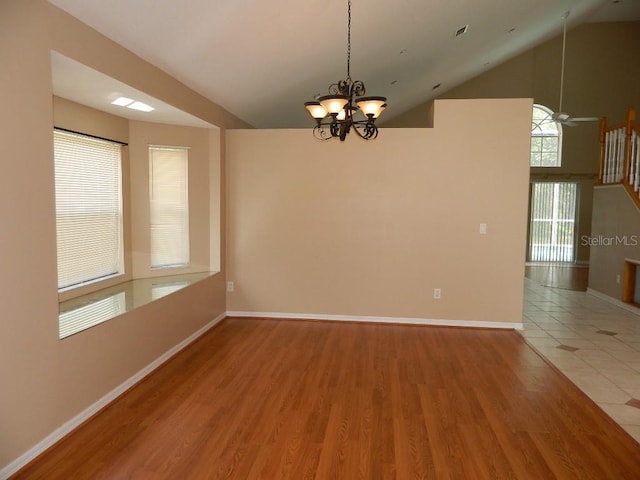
[58,271,217,339]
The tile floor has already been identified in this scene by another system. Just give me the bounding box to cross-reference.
[521,277,640,443]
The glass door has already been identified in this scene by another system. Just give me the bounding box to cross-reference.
[528,182,578,262]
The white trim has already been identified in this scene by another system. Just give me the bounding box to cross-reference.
[226,311,523,330]
[587,288,640,316]
[0,313,226,480]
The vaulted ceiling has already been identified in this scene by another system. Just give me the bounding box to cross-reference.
[48,0,640,128]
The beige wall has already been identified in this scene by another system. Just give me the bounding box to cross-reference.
[383,21,640,262]
[589,185,640,298]
[226,98,532,324]
[0,1,229,470]
[53,96,129,143]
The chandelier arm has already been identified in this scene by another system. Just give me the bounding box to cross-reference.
[312,125,332,141]
[350,80,366,97]
[351,120,378,140]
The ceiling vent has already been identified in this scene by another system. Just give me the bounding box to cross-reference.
[455,25,469,37]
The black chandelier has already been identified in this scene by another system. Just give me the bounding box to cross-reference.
[304,0,387,141]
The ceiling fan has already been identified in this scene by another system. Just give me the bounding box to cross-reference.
[551,11,599,127]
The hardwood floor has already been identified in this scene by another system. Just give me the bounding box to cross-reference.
[525,263,589,291]
[12,318,640,479]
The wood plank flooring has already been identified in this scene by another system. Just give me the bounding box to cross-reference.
[12,318,640,479]
[525,264,589,291]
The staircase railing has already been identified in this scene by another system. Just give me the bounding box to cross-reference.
[598,107,640,208]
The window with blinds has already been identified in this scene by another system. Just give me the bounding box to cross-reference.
[53,129,124,290]
[149,146,190,268]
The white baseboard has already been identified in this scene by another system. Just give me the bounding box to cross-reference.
[587,288,640,316]
[226,311,523,330]
[0,312,226,480]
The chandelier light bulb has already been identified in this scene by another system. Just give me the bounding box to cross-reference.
[318,95,349,115]
[304,102,328,120]
[356,97,387,117]
[372,104,387,119]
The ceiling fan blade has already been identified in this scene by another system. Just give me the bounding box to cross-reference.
[552,112,570,122]
[570,116,599,122]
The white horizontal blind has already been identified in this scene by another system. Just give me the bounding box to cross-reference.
[54,130,124,290]
[149,146,190,268]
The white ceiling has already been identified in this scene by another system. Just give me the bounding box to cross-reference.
[51,52,215,128]
[48,0,640,129]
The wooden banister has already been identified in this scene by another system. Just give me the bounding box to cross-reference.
[599,107,640,210]
[598,106,637,184]
[598,116,607,184]
[624,107,636,180]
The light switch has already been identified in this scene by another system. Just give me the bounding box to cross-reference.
[479,223,487,235]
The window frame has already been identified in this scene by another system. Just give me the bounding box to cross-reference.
[530,104,562,168]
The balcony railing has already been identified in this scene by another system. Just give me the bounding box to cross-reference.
[599,107,640,208]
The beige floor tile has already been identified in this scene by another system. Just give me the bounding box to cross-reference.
[523,277,640,434]
[595,363,639,376]
[561,368,620,389]
[579,384,631,404]
[557,339,597,349]
[622,425,640,444]
[521,330,555,340]
[591,341,637,352]
[599,370,640,391]
[627,342,640,352]
[573,348,617,360]
[609,349,640,363]
[614,331,640,339]
[618,385,640,399]
[545,330,585,340]
[544,354,593,371]
[599,403,640,426]
[524,337,561,348]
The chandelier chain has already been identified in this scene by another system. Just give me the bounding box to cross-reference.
[347,0,351,81]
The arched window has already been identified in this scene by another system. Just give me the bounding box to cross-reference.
[531,104,562,167]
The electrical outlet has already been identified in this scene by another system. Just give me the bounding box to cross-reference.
[433,288,441,299]
[616,274,621,285]
[227,281,234,292]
